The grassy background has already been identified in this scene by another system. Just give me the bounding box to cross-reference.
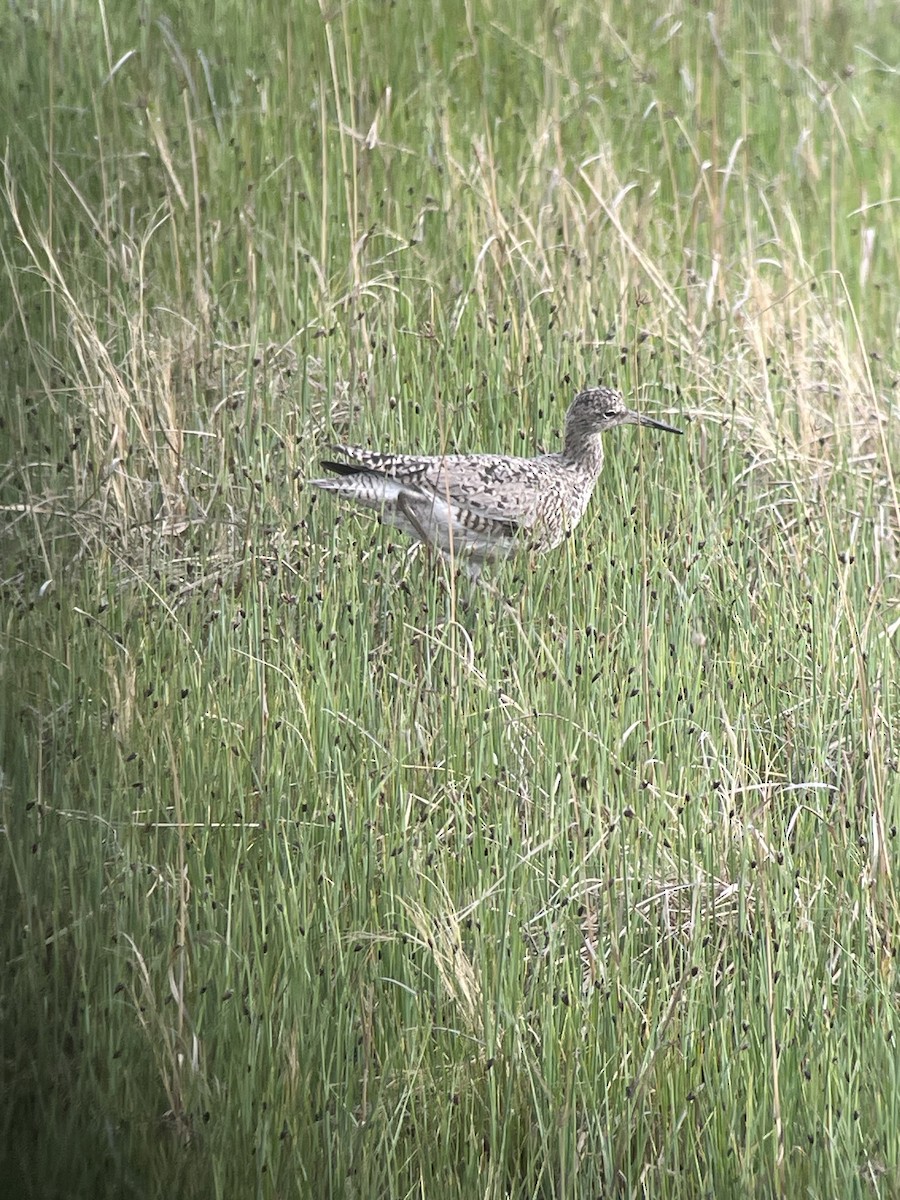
[2,1,900,1196]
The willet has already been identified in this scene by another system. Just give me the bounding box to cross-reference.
[309,386,681,578]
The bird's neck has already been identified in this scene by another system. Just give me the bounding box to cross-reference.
[563,430,605,478]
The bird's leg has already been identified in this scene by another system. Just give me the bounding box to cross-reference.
[397,490,468,581]
[395,491,462,613]
[396,491,438,558]
[394,492,508,617]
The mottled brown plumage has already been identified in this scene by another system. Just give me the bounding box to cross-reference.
[309,386,681,578]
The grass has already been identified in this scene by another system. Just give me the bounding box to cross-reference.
[2,0,899,1196]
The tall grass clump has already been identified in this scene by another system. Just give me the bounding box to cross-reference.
[2,1,899,1197]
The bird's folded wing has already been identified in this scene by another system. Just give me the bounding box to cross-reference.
[324,446,543,531]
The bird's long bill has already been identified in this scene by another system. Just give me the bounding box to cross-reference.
[630,409,682,435]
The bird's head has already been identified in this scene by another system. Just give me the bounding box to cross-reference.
[562,386,682,469]
[567,386,682,436]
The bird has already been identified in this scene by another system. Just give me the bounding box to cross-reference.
[309,386,682,579]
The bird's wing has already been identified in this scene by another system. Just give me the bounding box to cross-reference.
[325,447,550,531]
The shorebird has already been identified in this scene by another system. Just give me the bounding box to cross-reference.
[309,386,681,579]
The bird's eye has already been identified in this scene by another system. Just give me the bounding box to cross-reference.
[605,409,617,418]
